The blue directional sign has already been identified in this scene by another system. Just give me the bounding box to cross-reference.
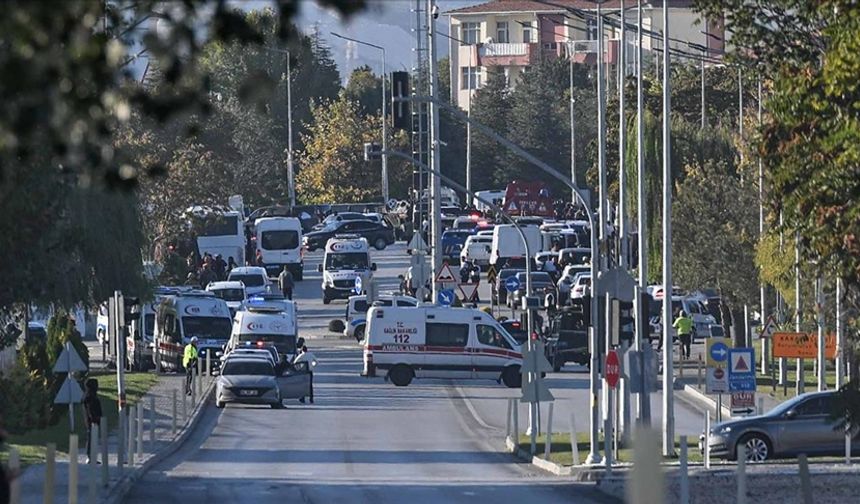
[437,289,455,307]
[710,341,729,364]
[354,276,363,294]
[728,347,756,392]
[505,275,521,293]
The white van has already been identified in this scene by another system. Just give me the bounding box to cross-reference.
[490,223,542,267]
[228,302,301,364]
[344,294,419,341]
[154,291,233,372]
[127,299,158,371]
[459,235,493,268]
[255,217,304,280]
[362,306,523,387]
[318,235,377,304]
[473,190,506,212]
[206,280,247,316]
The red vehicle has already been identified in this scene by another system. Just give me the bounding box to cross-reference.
[503,181,554,217]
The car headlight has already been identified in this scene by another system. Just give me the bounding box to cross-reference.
[216,351,223,357]
[718,426,732,435]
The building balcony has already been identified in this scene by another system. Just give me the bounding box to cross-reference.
[476,42,538,67]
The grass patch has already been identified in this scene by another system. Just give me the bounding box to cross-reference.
[517,432,702,466]
[3,371,159,467]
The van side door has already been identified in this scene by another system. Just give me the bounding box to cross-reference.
[472,324,517,379]
[423,322,470,379]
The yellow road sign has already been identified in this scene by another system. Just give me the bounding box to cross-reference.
[706,337,733,368]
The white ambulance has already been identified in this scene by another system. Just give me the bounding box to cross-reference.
[154,291,233,372]
[317,235,377,304]
[227,300,301,366]
[362,306,523,387]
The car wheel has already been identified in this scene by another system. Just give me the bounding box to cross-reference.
[354,325,365,342]
[374,238,387,250]
[552,357,562,373]
[502,366,522,388]
[737,433,771,462]
[271,400,283,409]
[323,296,331,305]
[216,400,225,409]
[389,365,413,386]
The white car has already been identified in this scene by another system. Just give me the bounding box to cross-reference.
[459,235,492,268]
[556,264,589,303]
[206,281,247,315]
[570,273,591,299]
[227,266,271,296]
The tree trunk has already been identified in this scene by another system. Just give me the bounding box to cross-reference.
[730,308,746,348]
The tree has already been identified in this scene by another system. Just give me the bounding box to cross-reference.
[469,66,512,191]
[296,95,411,203]
[344,65,383,116]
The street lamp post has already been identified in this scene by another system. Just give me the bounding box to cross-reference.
[257,46,296,206]
[332,32,389,204]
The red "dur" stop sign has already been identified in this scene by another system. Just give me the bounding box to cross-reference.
[605,350,620,389]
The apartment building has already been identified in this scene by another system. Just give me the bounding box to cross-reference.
[446,0,725,111]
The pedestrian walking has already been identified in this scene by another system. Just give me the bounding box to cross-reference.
[82,378,102,464]
[278,266,295,300]
[673,310,694,360]
[293,346,318,404]
[183,337,199,395]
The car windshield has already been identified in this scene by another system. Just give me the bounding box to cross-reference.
[261,230,299,250]
[181,317,232,340]
[229,273,265,287]
[238,334,296,354]
[221,360,274,376]
[144,314,155,337]
[326,252,368,270]
[211,288,244,302]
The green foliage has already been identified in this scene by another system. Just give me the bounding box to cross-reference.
[0,363,52,433]
[470,66,512,191]
[345,65,383,116]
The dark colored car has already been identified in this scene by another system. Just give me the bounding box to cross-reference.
[701,391,860,462]
[544,309,589,371]
[441,229,474,265]
[500,319,528,345]
[496,268,525,305]
[304,219,395,251]
[508,272,557,309]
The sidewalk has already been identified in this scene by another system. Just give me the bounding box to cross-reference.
[16,371,215,504]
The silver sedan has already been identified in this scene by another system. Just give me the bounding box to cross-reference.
[216,357,282,409]
[701,391,858,461]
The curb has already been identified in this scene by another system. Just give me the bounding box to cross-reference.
[100,378,217,504]
[680,383,732,419]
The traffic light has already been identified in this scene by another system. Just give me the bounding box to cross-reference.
[391,71,410,130]
[124,296,140,322]
[618,300,635,344]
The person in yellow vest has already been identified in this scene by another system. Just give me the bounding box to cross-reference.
[183,336,199,395]
[673,311,694,360]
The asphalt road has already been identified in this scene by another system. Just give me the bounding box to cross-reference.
[123,243,706,503]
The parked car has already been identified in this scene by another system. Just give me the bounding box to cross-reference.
[304,219,395,251]
[441,229,474,265]
[508,272,557,309]
[545,309,589,371]
[700,391,859,462]
[569,273,591,300]
[226,267,271,297]
[557,264,590,304]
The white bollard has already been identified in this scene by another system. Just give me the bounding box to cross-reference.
[149,396,156,446]
[625,427,664,504]
[207,351,212,377]
[512,403,519,451]
[197,357,203,397]
[798,453,812,504]
[604,418,612,474]
[679,437,689,504]
[704,414,711,469]
[569,409,580,466]
[846,429,852,465]
[136,403,143,456]
[88,425,99,504]
[544,402,554,460]
[9,447,20,504]
[69,434,79,504]
[182,387,188,423]
[45,442,56,504]
[505,399,513,441]
[736,444,747,504]
[172,389,178,435]
[757,397,764,416]
[191,374,197,406]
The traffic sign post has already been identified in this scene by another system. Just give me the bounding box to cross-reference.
[435,263,458,284]
[53,341,87,433]
[772,332,836,359]
[353,276,363,295]
[486,265,498,285]
[505,275,521,293]
[705,338,733,394]
[728,347,756,392]
[731,391,756,416]
[437,289,455,307]
[457,282,479,303]
[605,350,620,389]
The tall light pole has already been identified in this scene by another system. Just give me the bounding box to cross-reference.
[618,0,628,270]
[569,46,577,193]
[427,0,443,300]
[661,0,675,457]
[795,233,804,394]
[286,50,295,207]
[332,32,389,203]
[758,75,768,375]
[635,0,650,427]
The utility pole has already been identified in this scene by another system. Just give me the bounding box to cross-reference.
[466,42,472,196]
[700,47,706,129]
[635,0,650,427]
[381,48,389,203]
[286,50,296,207]
[738,68,744,165]
[661,0,675,457]
[816,275,825,391]
[836,277,844,389]
[618,0,628,270]
[427,0,442,300]
[795,233,804,394]
[597,3,608,273]
[570,46,577,193]
[758,75,768,375]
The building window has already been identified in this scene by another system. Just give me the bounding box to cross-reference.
[461,22,480,45]
[496,21,509,43]
[522,26,532,43]
[461,67,481,90]
[586,18,598,40]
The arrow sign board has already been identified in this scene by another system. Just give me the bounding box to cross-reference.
[705,337,733,394]
[731,391,756,416]
[437,289,455,307]
[354,276,363,295]
[706,337,733,368]
[505,275,521,292]
[435,264,458,284]
[458,283,479,302]
[486,265,498,284]
[605,350,620,388]
[53,376,83,404]
[728,347,756,392]
[52,342,88,374]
